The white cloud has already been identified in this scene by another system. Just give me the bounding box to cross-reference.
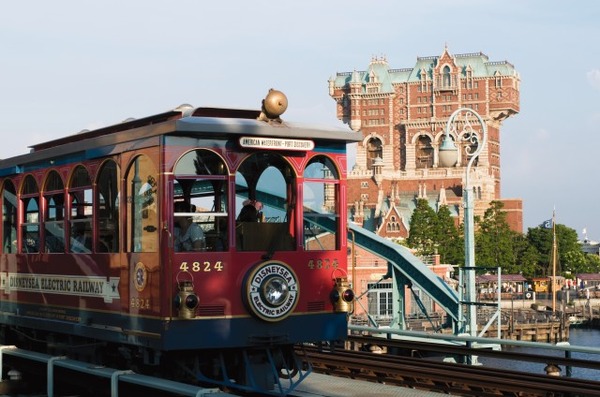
[587,69,600,91]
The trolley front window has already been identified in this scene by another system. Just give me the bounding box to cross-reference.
[303,156,340,251]
[173,150,228,252]
[235,153,296,252]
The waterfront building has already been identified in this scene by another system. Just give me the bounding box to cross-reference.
[580,235,600,256]
[328,47,523,239]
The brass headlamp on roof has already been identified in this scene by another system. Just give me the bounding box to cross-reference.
[258,89,288,123]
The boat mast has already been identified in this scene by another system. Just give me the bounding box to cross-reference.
[551,210,557,313]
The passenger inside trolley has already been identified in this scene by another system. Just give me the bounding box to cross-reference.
[174,202,205,252]
[237,199,262,222]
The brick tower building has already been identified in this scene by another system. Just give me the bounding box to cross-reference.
[329,47,522,239]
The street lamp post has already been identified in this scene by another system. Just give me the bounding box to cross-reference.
[439,108,488,346]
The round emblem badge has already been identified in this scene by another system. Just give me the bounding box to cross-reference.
[245,261,299,322]
[134,262,147,292]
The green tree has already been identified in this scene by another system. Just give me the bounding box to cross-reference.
[407,198,438,256]
[405,199,598,281]
[436,204,463,266]
[526,226,553,275]
[474,201,516,272]
[585,254,600,272]
[511,231,540,277]
[526,223,581,277]
[562,250,589,275]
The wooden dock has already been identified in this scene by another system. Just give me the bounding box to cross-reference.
[352,299,600,343]
[478,321,568,342]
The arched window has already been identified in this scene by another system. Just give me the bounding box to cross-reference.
[235,153,296,251]
[303,155,339,251]
[126,155,158,253]
[173,150,228,252]
[387,215,400,232]
[20,175,39,253]
[416,136,434,168]
[44,170,65,252]
[367,137,382,168]
[443,65,452,87]
[2,180,17,253]
[69,165,92,253]
[96,160,120,252]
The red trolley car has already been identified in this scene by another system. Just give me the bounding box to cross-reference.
[0,90,360,395]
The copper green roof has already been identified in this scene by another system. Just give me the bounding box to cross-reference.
[333,50,518,93]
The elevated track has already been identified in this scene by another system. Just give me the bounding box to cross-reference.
[301,340,600,397]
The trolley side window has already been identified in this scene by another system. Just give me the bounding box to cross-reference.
[126,155,159,253]
[2,180,17,253]
[235,153,296,252]
[96,160,120,253]
[69,165,93,253]
[303,155,340,251]
[44,170,66,253]
[20,175,40,253]
[173,150,228,252]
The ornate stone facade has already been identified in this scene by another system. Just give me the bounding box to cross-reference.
[329,47,522,237]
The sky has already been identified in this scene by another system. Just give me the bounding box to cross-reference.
[1,1,599,241]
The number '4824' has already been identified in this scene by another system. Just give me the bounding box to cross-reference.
[179,261,224,272]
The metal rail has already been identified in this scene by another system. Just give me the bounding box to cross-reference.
[0,345,235,397]
[347,334,600,373]
[300,344,600,396]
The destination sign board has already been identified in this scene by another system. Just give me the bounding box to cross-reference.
[239,137,314,151]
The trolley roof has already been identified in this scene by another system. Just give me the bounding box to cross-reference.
[0,104,361,175]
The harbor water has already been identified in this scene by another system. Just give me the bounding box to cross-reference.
[479,327,600,380]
